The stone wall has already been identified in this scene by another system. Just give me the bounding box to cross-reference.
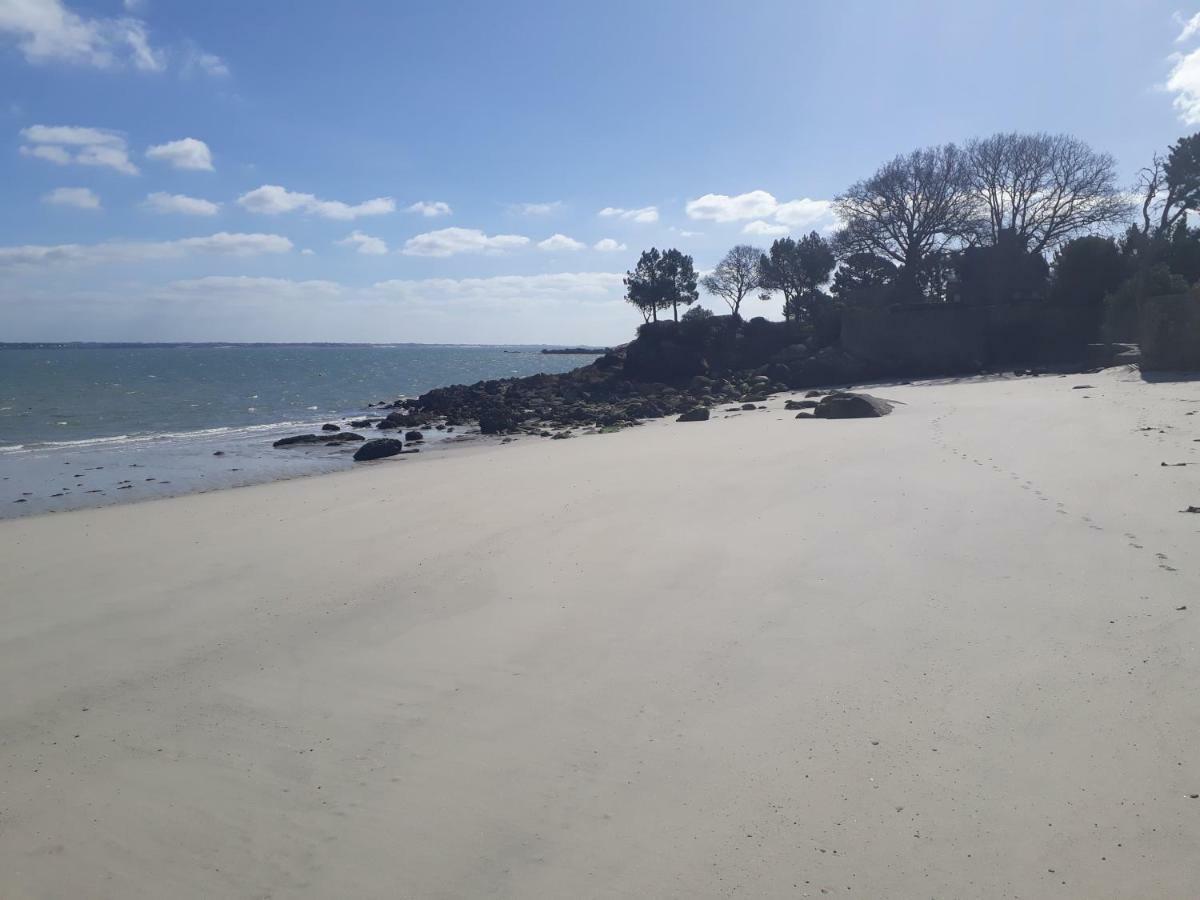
[1140,293,1200,371]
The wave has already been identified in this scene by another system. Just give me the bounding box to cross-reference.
[0,419,331,455]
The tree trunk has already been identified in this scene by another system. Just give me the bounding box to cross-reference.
[672,301,678,322]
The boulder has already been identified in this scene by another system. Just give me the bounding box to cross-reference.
[321,423,341,432]
[811,391,894,419]
[322,432,364,443]
[741,403,757,411]
[479,403,518,435]
[349,419,376,428]
[272,434,322,448]
[784,399,819,410]
[677,407,710,422]
[404,430,425,442]
[353,438,404,461]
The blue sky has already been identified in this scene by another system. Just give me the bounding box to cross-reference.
[1,0,1199,343]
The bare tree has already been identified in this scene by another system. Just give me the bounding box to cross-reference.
[700,244,762,316]
[965,132,1128,253]
[834,143,978,289]
[1133,132,1200,240]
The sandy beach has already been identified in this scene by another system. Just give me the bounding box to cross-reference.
[2,366,1198,899]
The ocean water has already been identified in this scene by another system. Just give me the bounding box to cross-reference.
[0,344,592,517]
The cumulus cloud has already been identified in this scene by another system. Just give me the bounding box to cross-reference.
[514,201,563,215]
[742,220,790,237]
[43,186,100,209]
[401,227,530,257]
[537,233,585,252]
[0,232,292,269]
[336,230,388,255]
[686,189,837,234]
[598,205,659,223]
[237,185,396,220]
[405,200,452,217]
[19,123,139,174]
[0,0,165,70]
[146,137,213,171]
[593,238,627,252]
[685,190,778,222]
[143,192,220,216]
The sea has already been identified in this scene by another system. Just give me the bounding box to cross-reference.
[0,343,593,518]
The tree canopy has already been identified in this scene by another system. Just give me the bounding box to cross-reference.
[623,247,698,322]
[758,233,835,321]
[700,244,762,316]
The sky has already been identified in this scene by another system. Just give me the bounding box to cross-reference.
[2,0,1200,344]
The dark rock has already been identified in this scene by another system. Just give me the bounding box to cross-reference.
[321,423,341,432]
[1072,385,1094,390]
[349,419,376,428]
[785,399,819,410]
[323,432,364,443]
[811,392,894,419]
[273,434,322,448]
[479,403,519,435]
[1182,506,1200,514]
[741,403,757,411]
[212,451,225,456]
[795,412,814,418]
[805,390,823,398]
[677,407,710,422]
[404,430,425,442]
[353,438,404,461]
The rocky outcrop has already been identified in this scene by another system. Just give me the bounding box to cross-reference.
[353,438,404,461]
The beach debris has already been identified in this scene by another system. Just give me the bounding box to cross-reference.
[676,407,710,422]
[352,438,404,461]
[810,391,894,419]
[321,423,341,432]
[12,498,26,503]
[1162,462,1190,467]
[213,451,225,456]
[1073,384,1095,390]
[1182,506,1200,514]
[1177,606,1188,611]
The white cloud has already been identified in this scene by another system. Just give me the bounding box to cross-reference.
[405,200,452,217]
[146,137,213,171]
[742,220,790,237]
[0,0,164,70]
[593,238,627,252]
[163,276,344,301]
[238,184,395,220]
[598,205,659,223]
[401,227,530,257]
[369,271,624,305]
[20,144,71,164]
[686,189,837,233]
[43,186,100,209]
[773,198,834,228]
[21,124,122,145]
[514,201,563,215]
[537,233,585,252]
[1168,46,1200,124]
[19,123,138,174]
[0,232,292,269]
[143,191,220,216]
[336,230,388,255]
[300,248,315,256]
[686,190,778,222]
[1178,11,1200,42]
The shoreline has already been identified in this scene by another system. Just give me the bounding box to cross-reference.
[2,365,1197,898]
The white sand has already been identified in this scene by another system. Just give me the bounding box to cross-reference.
[2,367,1198,899]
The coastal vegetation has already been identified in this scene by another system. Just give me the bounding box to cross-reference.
[629,130,1200,355]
